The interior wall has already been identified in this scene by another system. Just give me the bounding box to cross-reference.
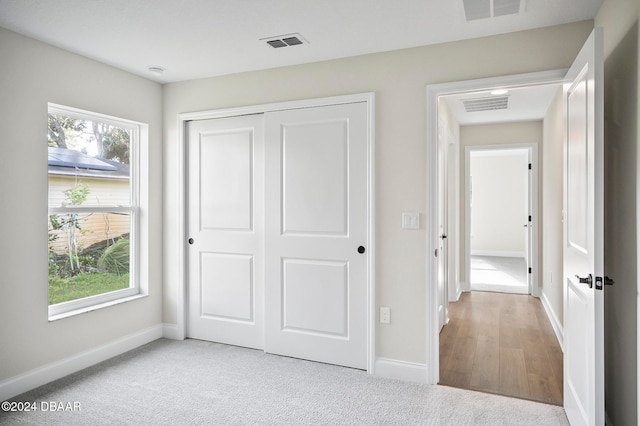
[0,28,163,383]
[163,22,593,364]
[541,88,564,328]
[458,121,543,285]
[596,0,639,422]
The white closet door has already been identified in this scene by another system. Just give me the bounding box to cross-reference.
[264,102,369,369]
[187,114,264,350]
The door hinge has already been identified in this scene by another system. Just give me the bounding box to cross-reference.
[528,163,532,170]
[528,267,532,274]
[528,215,532,222]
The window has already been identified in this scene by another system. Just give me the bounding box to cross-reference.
[47,104,147,319]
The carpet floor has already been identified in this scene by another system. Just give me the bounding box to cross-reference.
[1,338,569,425]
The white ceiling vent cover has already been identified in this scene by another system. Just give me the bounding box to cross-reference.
[462,96,510,112]
[463,0,524,21]
[261,33,308,49]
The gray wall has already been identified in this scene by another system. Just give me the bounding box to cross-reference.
[0,28,163,383]
[596,0,639,422]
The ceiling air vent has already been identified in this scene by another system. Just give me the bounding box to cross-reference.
[462,96,510,112]
[463,0,524,21]
[261,33,308,49]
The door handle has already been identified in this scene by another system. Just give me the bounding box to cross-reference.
[357,246,366,254]
[575,274,593,288]
[188,238,194,245]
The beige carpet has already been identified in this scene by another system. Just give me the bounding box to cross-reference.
[1,338,569,425]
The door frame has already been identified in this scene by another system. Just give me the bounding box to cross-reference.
[175,92,376,373]
[464,143,539,296]
[426,70,567,384]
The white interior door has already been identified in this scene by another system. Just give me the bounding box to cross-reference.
[437,121,449,330]
[187,115,264,350]
[264,102,369,369]
[563,28,604,425]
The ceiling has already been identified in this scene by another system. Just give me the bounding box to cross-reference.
[0,0,602,84]
[442,84,562,125]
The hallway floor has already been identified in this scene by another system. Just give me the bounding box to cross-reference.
[439,291,563,405]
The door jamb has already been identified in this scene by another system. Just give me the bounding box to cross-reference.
[426,70,566,384]
[175,93,376,373]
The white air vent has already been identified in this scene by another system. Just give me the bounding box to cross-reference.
[261,33,308,49]
[462,96,509,112]
[463,0,524,21]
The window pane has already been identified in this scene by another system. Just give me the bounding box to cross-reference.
[48,113,130,207]
[48,211,131,305]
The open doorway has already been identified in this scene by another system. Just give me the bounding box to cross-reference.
[427,71,565,405]
[428,31,605,421]
[466,145,537,296]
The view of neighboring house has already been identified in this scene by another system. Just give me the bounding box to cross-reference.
[48,146,130,254]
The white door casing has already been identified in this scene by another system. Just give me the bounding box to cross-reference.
[563,28,604,426]
[526,157,533,294]
[187,115,265,349]
[264,102,369,370]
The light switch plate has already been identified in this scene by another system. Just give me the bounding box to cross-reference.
[380,307,391,324]
[402,212,420,229]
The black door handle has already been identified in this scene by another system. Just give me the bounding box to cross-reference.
[188,238,194,245]
[575,274,593,288]
[357,246,366,254]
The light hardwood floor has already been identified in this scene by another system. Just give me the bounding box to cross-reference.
[439,291,563,405]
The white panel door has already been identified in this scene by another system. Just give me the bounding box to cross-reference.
[264,102,368,369]
[563,29,604,426]
[437,120,449,330]
[187,114,264,350]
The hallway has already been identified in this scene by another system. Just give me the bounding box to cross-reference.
[439,291,563,405]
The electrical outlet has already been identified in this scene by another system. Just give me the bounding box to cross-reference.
[380,307,391,324]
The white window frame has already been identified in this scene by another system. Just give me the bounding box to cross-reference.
[47,103,148,320]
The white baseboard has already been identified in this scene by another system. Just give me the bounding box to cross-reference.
[373,357,427,384]
[0,324,163,402]
[449,286,462,302]
[162,323,183,340]
[540,291,564,351]
[471,250,525,258]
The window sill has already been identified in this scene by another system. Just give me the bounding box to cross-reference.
[48,293,148,322]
